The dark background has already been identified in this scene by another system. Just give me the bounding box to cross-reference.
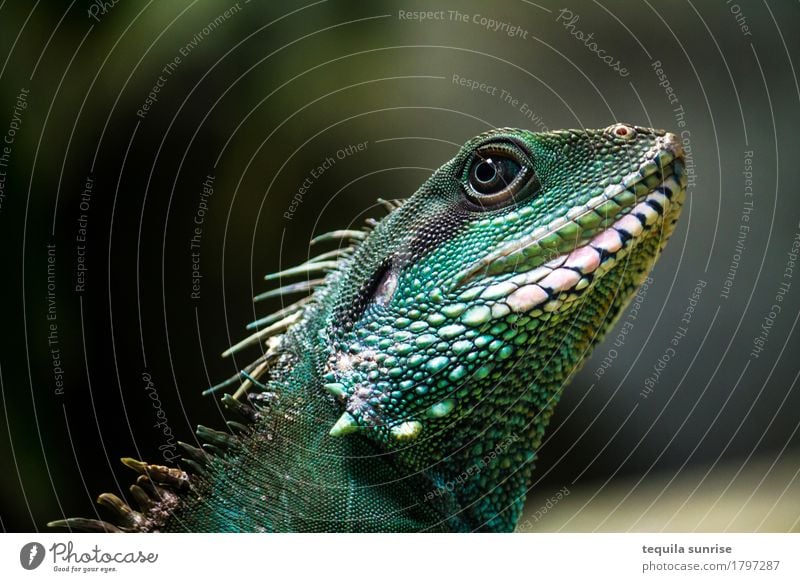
[0,0,798,532]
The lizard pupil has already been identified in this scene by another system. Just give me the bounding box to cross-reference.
[469,156,520,194]
[474,159,498,184]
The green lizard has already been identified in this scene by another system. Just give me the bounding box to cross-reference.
[51,124,685,532]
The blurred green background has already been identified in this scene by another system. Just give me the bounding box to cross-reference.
[0,0,798,532]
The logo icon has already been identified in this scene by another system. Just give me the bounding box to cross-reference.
[20,542,45,570]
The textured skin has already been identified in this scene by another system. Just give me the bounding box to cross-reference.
[52,125,686,532]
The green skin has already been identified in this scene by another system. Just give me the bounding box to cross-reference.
[52,125,685,532]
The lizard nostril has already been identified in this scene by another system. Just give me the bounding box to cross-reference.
[608,123,636,141]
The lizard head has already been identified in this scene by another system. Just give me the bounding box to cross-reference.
[320,124,686,452]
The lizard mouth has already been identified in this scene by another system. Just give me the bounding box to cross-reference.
[449,134,686,313]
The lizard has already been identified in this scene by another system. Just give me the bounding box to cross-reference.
[50,123,686,532]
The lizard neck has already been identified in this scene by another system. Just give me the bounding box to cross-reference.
[389,349,571,531]
[387,258,647,531]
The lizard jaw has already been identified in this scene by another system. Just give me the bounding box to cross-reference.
[451,155,686,315]
[323,130,687,443]
[499,168,685,314]
[324,161,686,441]
[450,132,686,290]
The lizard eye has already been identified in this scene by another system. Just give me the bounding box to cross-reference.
[470,156,520,192]
[463,141,538,209]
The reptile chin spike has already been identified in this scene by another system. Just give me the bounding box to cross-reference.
[121,458,190,491]
[390,420,422,441]
[135,475,178,504]
[129,484,155,512]
[328,412,359,436]
[264,260,340,281]
[226,420,250,434]
[310,229,367,245]
[246,296,313,331]
[203,348,280,396]
[376,197,404,212]
[253,278,326,303]
[47,518,121,533]
[120,457,147,473]
[221,313,298,358]
[96,493,145,529]
[179,458,207,476]
[239,370,269,391]
[197,424,238,445]
[220,395,260,423]
[177,441,210,465]
[232,359,275,400]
